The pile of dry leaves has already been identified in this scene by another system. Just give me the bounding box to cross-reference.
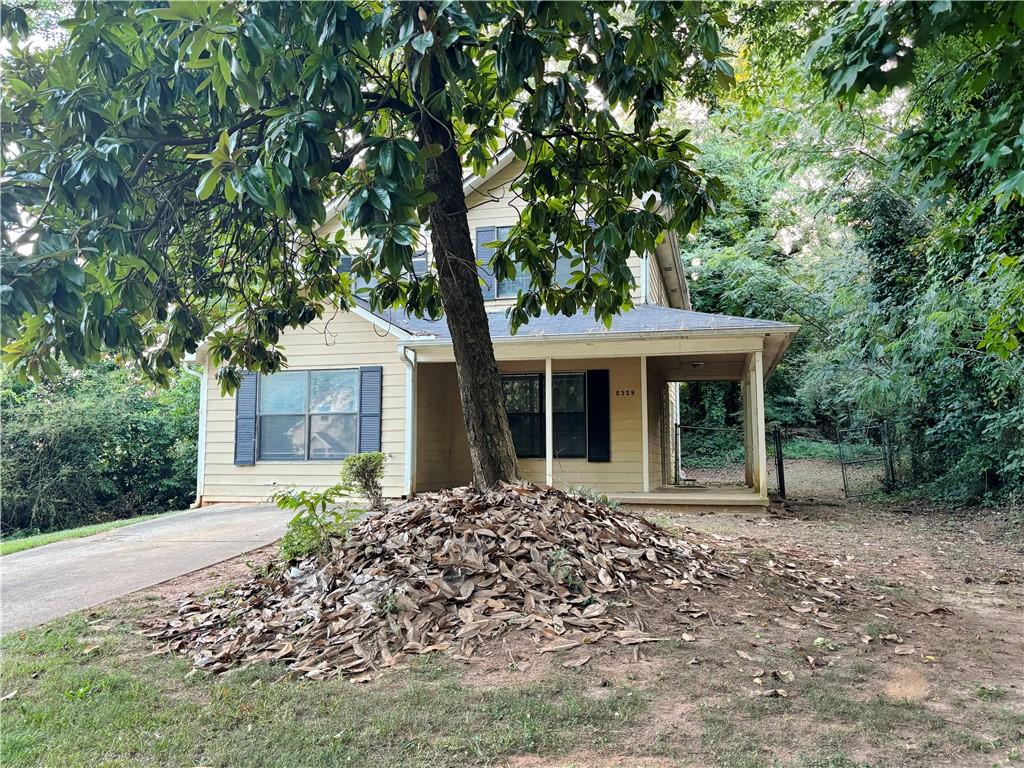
[148,483,738,680]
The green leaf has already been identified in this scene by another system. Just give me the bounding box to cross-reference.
[196,167,222,200]
[411,31,434,54]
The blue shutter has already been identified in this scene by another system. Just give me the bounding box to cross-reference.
[475,226,497,300]
[586,369,610,462]
[234,372,258,465]
[358,366,383,452]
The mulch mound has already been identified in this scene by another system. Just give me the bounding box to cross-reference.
[147,484,741,680]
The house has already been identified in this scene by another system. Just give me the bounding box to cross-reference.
[189,155,798,509]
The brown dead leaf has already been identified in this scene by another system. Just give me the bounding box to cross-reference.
[562,655,592,669]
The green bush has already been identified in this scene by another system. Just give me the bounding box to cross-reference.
[0,363,198,535]
[341,451,386,511]
[272,486,362,561]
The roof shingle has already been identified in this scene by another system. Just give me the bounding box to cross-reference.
[357,300,795,340]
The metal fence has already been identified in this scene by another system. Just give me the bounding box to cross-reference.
[675,421,914,500]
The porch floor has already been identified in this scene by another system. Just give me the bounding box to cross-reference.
[611,485,768,508]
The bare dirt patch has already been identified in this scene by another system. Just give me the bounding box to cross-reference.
[119,494,1023,767]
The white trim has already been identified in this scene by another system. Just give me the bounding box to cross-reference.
[182,364,207,506]
[544,358,554,486]
[349,304,416,340]
[640,355,650,493]
[463,149,518,197]
[640,252,649,304]
[753,350,768,499]
[400,345,417,496]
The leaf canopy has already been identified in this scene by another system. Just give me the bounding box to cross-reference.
[0,1,731,389]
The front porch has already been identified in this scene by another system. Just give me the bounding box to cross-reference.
[613,485,768,509]
[402,324,793,509]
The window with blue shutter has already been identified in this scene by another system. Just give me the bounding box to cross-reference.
[499,372,588,459]
[242,368,373,461]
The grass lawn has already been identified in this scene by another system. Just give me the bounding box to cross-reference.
[2,499,1022,767]
[0,515,166,556]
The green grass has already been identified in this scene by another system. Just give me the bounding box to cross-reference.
[0,616,646,768]
[3,602,1022,767]
[0,514,166,556]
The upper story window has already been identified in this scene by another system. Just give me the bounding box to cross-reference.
[483,226,575,299]
[258,370,359,461]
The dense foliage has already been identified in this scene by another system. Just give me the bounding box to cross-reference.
[0,364,198,535]
[673,2,1024,503]
[0,1,729,388]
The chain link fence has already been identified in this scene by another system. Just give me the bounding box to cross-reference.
[675,423,917,501]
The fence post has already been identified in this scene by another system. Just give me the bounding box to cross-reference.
[882,420,896,490]
[772,426,786,499]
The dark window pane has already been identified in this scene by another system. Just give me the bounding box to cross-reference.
[508,413,544,458]
[309,414,358,459]
[258,415,305,460]
[502,375,540,413]
[309,370,358,413]
[259,372,306,414]
[554,374,585,413]
[554,413,587,458]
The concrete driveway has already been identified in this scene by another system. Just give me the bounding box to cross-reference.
[0,503,290,635]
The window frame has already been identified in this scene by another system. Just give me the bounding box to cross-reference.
[256,368,361,462]
[500,372,589,460]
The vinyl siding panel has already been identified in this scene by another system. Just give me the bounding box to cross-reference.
[201,311,406,502]
[414,357,646,494]
[646,254,669,307]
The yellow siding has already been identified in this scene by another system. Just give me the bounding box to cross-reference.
[415,357,646,494]
[646,254,669,307]
[647,363,666,489]
[201,311,407,503]
[320,159,657,309]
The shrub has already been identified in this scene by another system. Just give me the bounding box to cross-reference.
[0,364,198,535]
[340,452,386,512]
[273,486,362,561]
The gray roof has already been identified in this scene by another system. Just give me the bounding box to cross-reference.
[358,300,796,341]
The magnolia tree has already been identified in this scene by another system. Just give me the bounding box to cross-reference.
[0,1,731,486]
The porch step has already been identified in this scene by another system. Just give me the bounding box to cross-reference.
[611,486,768,508]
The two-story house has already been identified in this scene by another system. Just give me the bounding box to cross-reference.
[189,154,798,509]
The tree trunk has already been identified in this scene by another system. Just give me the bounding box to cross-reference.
[416,63,520,488]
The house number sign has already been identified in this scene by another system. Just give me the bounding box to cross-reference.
[615,389,636,397]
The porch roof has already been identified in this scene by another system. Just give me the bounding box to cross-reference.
[363,300,798,341]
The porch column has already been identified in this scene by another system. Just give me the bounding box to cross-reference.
[754,350,768,497]
[641,355,650,492]
[745,351,768,498]
[741,377,753,488]
[401,346,417,497]
[544,357,553,486]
